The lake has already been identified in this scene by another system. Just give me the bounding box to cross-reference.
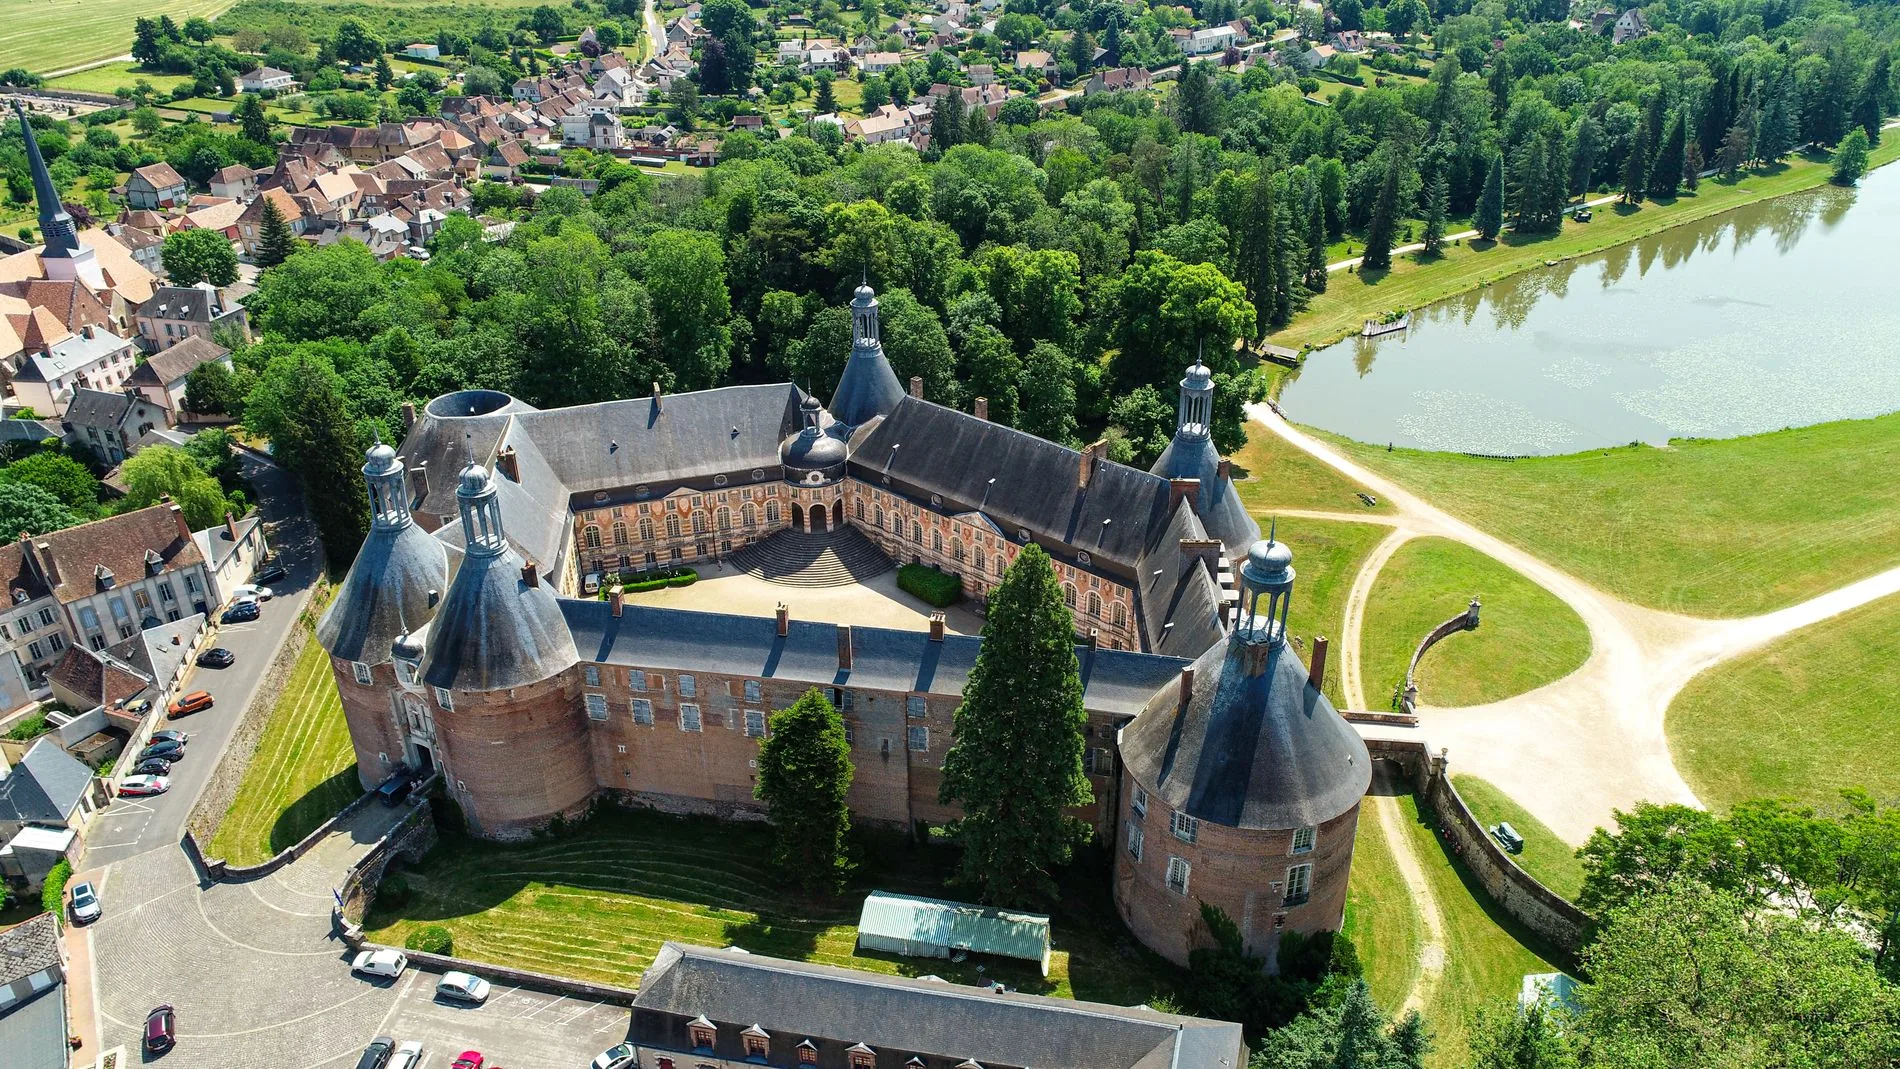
[1278,165,1900,455]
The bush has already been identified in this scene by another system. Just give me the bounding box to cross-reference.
[5,711,48,741]
[898,563,963,607]
[378,873,411,908]
[40,859,71,914]
[404,924,453,954]
[609,567,698,595]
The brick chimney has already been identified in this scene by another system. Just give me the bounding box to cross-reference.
[1086,628,1099,649]
[1077,440,1106,489]
[1177,666,1195,713]
[775,602,789,637]
[609,585,624,617]
[1168,477,1201,511]
[909,375,923,400]
[927,612,945,642]
[224,511,238,542]
[495,445,519,482]
[1217,458,1232,481]
[1308,635,1329,694]
[521,561,539,588]
[837,625,854,670]
[401,401,417,432]
[973,396,988,421]
[168,501,191,543]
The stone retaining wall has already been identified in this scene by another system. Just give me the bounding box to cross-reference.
[334,797,437,928]
[184,619,316,846]
[196,788,378,880]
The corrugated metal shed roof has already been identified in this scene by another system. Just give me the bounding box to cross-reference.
[857,891,1050,966]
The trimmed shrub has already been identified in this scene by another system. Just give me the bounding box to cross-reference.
[404,924,453,954]
[41,859,71,914]
[898,564,963,607]
[611,567,699,594]
[379,873,411,908]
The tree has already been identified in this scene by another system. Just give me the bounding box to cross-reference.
[1303,191,1328,292]
[1619,121,1649,203]
[1488,58,1511,122]
[332,19,382,65]
[1017,343,1078,446]
[1649,113,1685,199]
[1252,978,1427,1069]
[1420,168,1448,257]
[184,360,243,417]
[0,452,99,516]
[244,352,369,565]
[1832,128,1871,185]
[755,688,854,895]
[1109,251,1254,395]
[1466,997,1579,1069]
[938,544,1092,904]
[161,228,239,287]
[182,16,215,43]
[374,54,395,92]
[118,446,227,530]
[528,4,566,44]
[814,70,838,114]
[1576,802,1757,915]
[1855,52,1891,143]
[1360,153,1402,272]
[233,93,272,145]
[1066,29,1095,78]
[0,481,78,538]
[255,194,298,268]
[641,230,732,390]
[1173,61,1221,137]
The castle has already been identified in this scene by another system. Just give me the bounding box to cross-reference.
[318,284,1370,969]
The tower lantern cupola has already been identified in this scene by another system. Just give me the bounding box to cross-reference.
[456,459,507,556]
[1175,358,1214,441]
[363,433,413,532]
[851,280,881,354]
[1236,525,1295,664]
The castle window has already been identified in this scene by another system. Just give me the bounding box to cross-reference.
[584,665,601,687]
[1113,603,1127,628]
[742,1026,767,1057]
[797,1039,819,1065]
[1292,825,1316,855]
[1086,591,1101,618]
[633,699,653,725]
[1171,811,1198,843]
[1085,747,1109,774]
[714,474,728,487]
[583,522,601,547]
[874,505,884,526]
[951,539,964,562]
[679,674,697,698]
[906,695,925,718]
[753,469,766,481]
[635,485,649,499]
[666,514,682,538]
[434,687,454,711]
[1285,863,1312,906]
[911,523,922,544]
[717,506,732,531]
[680,704,702,732]
[352,661,372,685]
[842,720,855,746]
[908,725,929,752]
[744,679,763,702]
[1017,527,1030,542]
[1127,821,1143,861]
[742,503,756,526]
[745,709,766,737]
[585,693,609,721]
[640,517,655,541]
[1132,786,1148,817]
[974,548,985,573]
[932,531,943,553]
[630,671,648,692]
[693,512,710,535]
[691,496,703,508]
[993,555,1004,577]
[854,500,865,521]
[612,521,628,545]
[848,1045,876,1069]
[766,502,780,523]
[1063,584,1076,609]
[1167,856,1190,895]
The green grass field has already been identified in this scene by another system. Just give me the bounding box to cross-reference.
[1667,592,1900,811]
[207,633,361,866]
[44,60,194,95]
[1323,412,1900,618]
[0,0,231,74]
[1272,139,1900,350]
[216,0,551,51]
[1359,536,1590,709]
[364,810,1185,1005]
[1273,517,1391,709]
[1232,426,1396,516]
[1449,775,1584,901]
[1342,796,1422,1013]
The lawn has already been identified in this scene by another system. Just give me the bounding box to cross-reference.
[1322,411,1900,618]
[1273,517,1391,709]
[45,61,194,96]
[1667,592,1900,812]
[1392,789,1562,1067]
[1342,795,1421,1013]
[0,0,231,74]
[1448,775,1584,901]
[207,633,361,866]
[364,809,1186,1006]
[1272,138,1900,351]
[217,0,553,50]
[1360,536,1590,709]
[1231,426,1396,516]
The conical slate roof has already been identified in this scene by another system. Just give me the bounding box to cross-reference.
[1150,432,1260,552]
[830,346,905,427]
[317,522,456,665]
[1120,632,1370,831]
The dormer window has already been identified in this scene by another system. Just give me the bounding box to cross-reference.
[741,1023,769,1059]
[796,1039,818,1065]
[847,1043,876,1069]
[688,1015,716,1051]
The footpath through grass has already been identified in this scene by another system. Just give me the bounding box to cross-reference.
[1361,537,1590,709]
[1668,591,1900,812]
[1273,139,1900,350]
[0,0,231,74]
[1342,797,1421,1014]
[1449,776,1584,901]
[1322,411,1900,618]
[208,633,360,866]
[1273,517,1390,709]
[365,808,1184,1006]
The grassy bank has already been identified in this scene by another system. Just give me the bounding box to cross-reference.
[1272,138,1900,351]
[1273,517,1391,708]
[1667,591,1900,811]
[1321,411,1900,617]
[1232,428,1396,516]
[1343,797,1422,1013]
[1360,537,1590,709]
[1449,775,1584,900]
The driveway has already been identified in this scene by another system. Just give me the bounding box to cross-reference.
[84,453,324,866]
[90,805,629,1068]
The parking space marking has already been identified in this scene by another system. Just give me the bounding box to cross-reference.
[242,878,336,917]
[173,981,384,1038]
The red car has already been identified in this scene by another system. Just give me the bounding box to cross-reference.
[144,1004,176,1054]
[450,1054,483,1069]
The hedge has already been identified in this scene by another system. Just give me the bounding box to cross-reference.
[41,859,71,914]
[605,568,699,595]
[898,564,963,607]
[404,924,453,954]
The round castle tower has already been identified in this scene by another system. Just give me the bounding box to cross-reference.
[1114,535,1371,970]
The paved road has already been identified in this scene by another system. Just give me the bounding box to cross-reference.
[90,805,629,1068]
[84,453,324,866]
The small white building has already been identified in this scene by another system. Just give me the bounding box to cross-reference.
[239,66,298,93]
[9,325,140,417]
[403,42,442,61]
[1186,26,1239,55]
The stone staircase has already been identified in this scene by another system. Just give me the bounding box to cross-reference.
[729,528,896,588]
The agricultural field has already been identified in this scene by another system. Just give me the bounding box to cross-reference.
[216,0,559,52]
[0,0,229,75]
[43,60,193,96]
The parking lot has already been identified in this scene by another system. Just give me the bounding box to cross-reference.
[373,968,631,1068]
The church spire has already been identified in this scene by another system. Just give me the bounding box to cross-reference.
[10,102,82,259]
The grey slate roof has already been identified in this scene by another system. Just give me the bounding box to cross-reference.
[317,520,457,665]
[0,738,93,824]
[0,912,61,987]
[60,387,132,431]
[850,397,1173,569]
[127,335,229,388]
[828,345,906,427]
[562,600,1186,718]
[398,390,536,518]
[439,433,572,572]
[633,942,1245,1069]
[0,986,69,1069]
[1137,502,1227,658]
[1150,430,1259,552]
[1120,632,1370,831]
[421,540,576,691]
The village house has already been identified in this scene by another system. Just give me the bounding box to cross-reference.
[235,188,307,256]
[8,324,140,417]
[126,335,231,420]
[123,163,187,211]
[856,51,903,74]
[239,66,297,93]
[1086,66,1153,95]
[1612,8,1650,44]
[1187,25,1240,55]
[208,164,259,202]
[1013,48,1056,77]
[402,42,442,61]
[58,386,165,465]
[132,282,247,353]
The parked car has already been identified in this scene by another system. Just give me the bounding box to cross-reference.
[253,563,288,585]
[450,1053,484,1069]
[196,648,235,669]
[357,1036,395,1069]
[592,1043,638,1069]
[232,584,274,601]
[375,769,415,807]
[168,691,214,717]
[139,740,186,762]
[118,775,170,796]
[123,697,152,715]
[435,971,492,1004]
[130,758,173,777]
[351,948,408,979]
[388,1040,424,1069]
[149,729,187,745]
[144,1004,177,1054]
[221,602,260,624]
[69,880,101,924]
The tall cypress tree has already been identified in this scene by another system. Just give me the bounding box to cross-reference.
[1621,124,1651,203]
[1360,154,1402,272]
[1571,115,1603,196]
[1854,51,1891,144]
[1304,191,1329,292]
[756,688,855,895]
[1488,59,1511,122]
[1474,152,1504,240]
[939,544,1092,905]
[1421,168,1448,256]
[255,195,298,268]
[1650,113,1686,199]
